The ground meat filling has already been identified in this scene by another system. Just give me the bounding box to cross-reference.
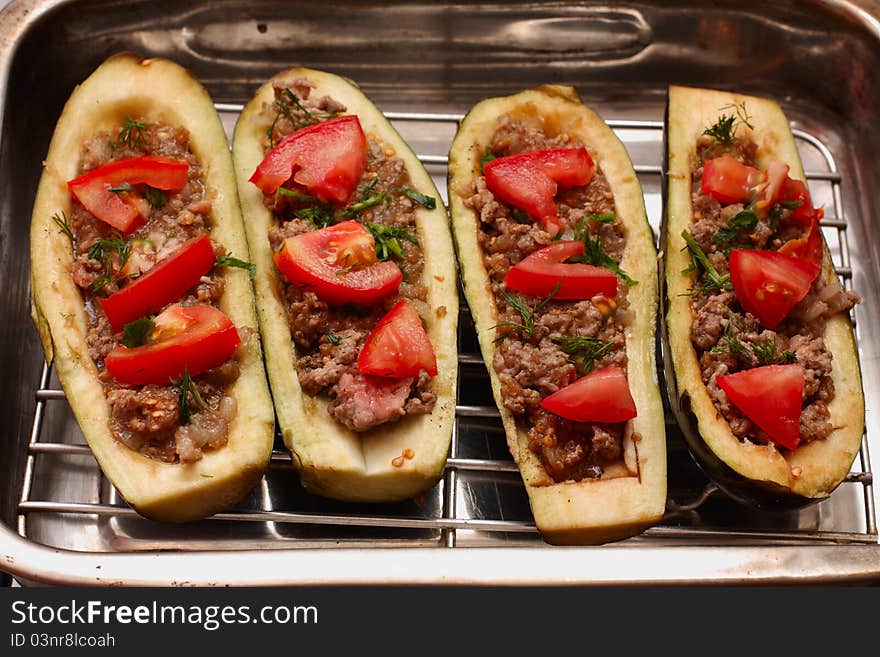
[465,116,632,483]
[261,81,435,432]
[688,133,859,447]
[69,121,239,463]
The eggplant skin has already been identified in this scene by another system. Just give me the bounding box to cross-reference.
[231,68,458,503]
[662,85,865,509]
[29,53,275,522]
[447,85,666,545]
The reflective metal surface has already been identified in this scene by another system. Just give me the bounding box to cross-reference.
[1,0,878,586]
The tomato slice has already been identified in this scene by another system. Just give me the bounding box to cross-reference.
[729,249,821,329]
[249,115,367,204]
[539,365,637,423]
[503,241,618,299]
[484,147,594,237]
[68,156,190,234]
[273,220,401,306]
[701,155,763,205]
[782,178,818,225]
[104,304,240,385]
[358,300,437,378]
[779,215,824,268]
[98,234,217,331]
[716,364,804,450]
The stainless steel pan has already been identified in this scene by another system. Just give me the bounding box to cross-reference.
[1,0,877,586]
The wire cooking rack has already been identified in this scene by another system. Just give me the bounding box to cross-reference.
[15,111,878,552]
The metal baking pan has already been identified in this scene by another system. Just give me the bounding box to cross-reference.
[1,0,878,586]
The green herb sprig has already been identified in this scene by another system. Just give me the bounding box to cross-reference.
[712,208,758,254]
[366,222,418,262]
[752,338,797,366]
[572,217,636,286]
[87,236,132,293]
[681,230,731,296]
[171,368,206,426]
[215,254,256,278]
[551,335,614,374]
[118,116,152,149]
[51,211,74,242]
[702,102,753,145]
[492,283,561,340]
[121,317,155,348]
[712,312,797,366]
[266,89,339,146]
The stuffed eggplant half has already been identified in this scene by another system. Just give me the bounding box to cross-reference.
[447,86,666,545]
[232,68,458,503]
[29,53,275,522]
[662,85,865,509]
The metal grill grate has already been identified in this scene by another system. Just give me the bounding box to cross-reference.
[16,111,877,551]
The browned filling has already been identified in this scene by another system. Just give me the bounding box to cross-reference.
[260,81,436,432]
[687,133,859,447]
[465,115,633,482]
[69,121,239,463]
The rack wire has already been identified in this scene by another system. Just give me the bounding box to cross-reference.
[15,112,877,552]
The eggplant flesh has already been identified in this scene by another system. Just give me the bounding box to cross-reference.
[661,85,865,509]
[231,67,459,503]
[29,53,275,522]
[447,85,666,544]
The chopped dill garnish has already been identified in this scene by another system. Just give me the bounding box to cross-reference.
[108,183,134,194]
[87,236,132,294]
[492,283,561,340]
[551,335,614,374]
[752,338,798,366]
[712,312,752,363]
[295,204,335,229]
[681,230,731,296]
[118,116,152,149]
[572,217,636,286]
[171,368,205,426]
[266,88,339,146]
[702,102,753,145]
[51,211,74,241]
[712,312,798,366]
[326,331,341,346]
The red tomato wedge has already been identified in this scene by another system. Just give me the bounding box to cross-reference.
[358,300,437,378]
[273,220,401,306]
[104,304,240,385]
[68,156,189,234]
[503,241,618,299]
[779,215,824,268]
[758,160,790,207]
[716,364,804,451]
[777,176,818,227]
[484,147,594,237]
[98,234,217,332]
[540,365,637,423]
[249,115,367,204]
[729,249,820,329]
[701,155,763,205]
